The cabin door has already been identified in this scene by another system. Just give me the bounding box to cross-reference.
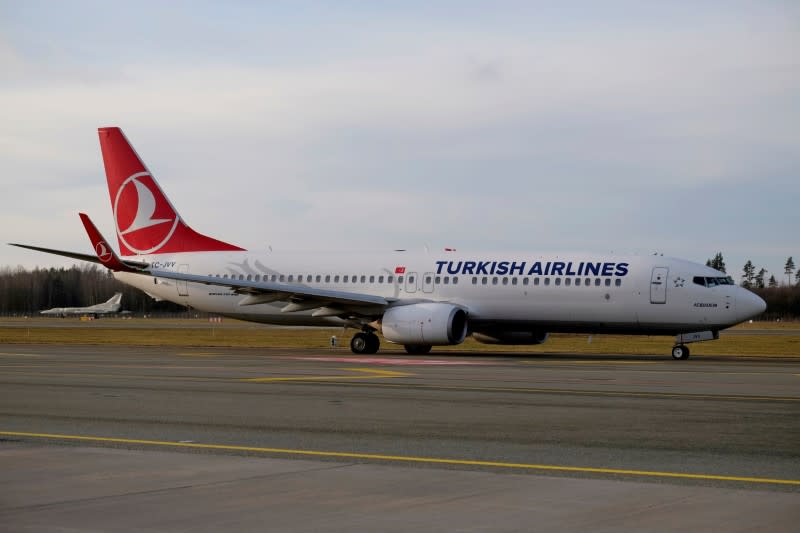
[650,267,668,304]
[177,264,189,297]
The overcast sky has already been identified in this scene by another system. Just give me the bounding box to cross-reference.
[2,1,798,282]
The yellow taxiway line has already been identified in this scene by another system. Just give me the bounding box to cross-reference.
[242,367,412,382]
[1,431,798,487]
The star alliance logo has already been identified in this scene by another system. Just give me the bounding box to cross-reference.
[673,277,685,288]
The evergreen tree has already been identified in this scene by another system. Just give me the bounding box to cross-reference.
[768,275,778,288]
[785,256,795,286]
[741,260,755,288]
[755,268,767,289]
[796,269,800,286]
[706,252,726,273]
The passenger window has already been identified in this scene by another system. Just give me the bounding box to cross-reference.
[533,278,539,286]
[223,274,229,279]
[361,275,366,283]
[594,278,601,286]
[279,275,285,282]
[426,276,432,284]
[605,279,611,286]
[334,275,340,283]
[472,277,478,285]
[388,276,394,283]
[343,275,348,283]
[288,275,294,282]
[565,278,571,286]
[512,278,517,286]
[453,277,458,285]
[615,279,622,287]
[492,277,498,285]
[352,275,357,283]
[482,277,488,285]
[575,278,580,286]
[239,275,244,280]
[398,276,403,283]
[544,278,550,286]
[524,278,530,286]
[555,278,562,286]
[444,277,450,285]
[585,278,590,286]
[380,275,385,283]
[369,275,375,283]
[435,276,441,284]
[247,274,252,281]
[502,277,508,285]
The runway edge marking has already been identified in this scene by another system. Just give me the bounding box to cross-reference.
[2,431,799,487]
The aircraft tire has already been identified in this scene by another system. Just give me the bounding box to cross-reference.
[404,344,432,355]
[365,333,380,354]
[350,333,370,354]
[671,345,690,360]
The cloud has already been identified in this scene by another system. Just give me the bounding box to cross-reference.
[1,4,797,275]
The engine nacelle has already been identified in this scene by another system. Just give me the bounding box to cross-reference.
[381,303,468,346]
[472,330,549,345]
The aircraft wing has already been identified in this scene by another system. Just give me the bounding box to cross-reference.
[149,269,392,314]
[8,243,149,270]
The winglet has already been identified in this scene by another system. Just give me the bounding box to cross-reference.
[79,213,140,272]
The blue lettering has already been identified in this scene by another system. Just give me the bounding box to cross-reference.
[602,263,614,276]
[527,262,543,276]
[447,261,463,275]
[496,261,509,275]
[463,261,476,275]
[509,261,526,275]
[585,262,600,276]
[565,262,577,276]
[490,261,497,275]
[615,263,629,276]
[551,262,565,276]
[476,261,490,275]
[435,261,447,275]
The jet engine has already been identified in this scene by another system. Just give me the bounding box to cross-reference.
[472,330,549,345]
[381,303,468,345]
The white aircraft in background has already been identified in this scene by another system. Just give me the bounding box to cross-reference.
[12,127,766,359]
[40,292,125,318]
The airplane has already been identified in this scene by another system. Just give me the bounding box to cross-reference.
[40,292,125,318]
[11,127,766,359]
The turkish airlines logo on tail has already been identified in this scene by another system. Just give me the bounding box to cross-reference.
[114,172,180,254]
[95,241,113,262]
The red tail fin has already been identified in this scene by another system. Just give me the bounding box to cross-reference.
[98,127,245,256]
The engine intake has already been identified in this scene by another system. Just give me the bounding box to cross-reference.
[382,303,468,345]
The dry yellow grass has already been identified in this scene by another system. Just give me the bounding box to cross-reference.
[0,318,798,356]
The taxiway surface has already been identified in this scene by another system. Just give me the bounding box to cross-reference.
[1,345,799,531]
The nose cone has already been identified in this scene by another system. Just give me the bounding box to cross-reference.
[737,290,767,321]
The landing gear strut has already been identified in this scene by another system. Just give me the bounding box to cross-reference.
[350,332,380,354]
[671,345,690,360]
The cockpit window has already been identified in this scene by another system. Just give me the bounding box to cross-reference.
[693,276,735,287]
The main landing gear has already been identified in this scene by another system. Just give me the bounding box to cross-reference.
[671,345,690,360]
[350,331,380,355]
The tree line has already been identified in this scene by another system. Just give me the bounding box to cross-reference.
[706,253,800,319]
[0,265,187,316]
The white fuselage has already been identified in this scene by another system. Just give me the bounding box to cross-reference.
[115,250,764,335]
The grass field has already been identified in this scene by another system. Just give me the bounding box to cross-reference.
[1,318,798,357]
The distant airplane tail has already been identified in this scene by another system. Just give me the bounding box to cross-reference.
[97,127,245,256]
[107,292,123,306]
